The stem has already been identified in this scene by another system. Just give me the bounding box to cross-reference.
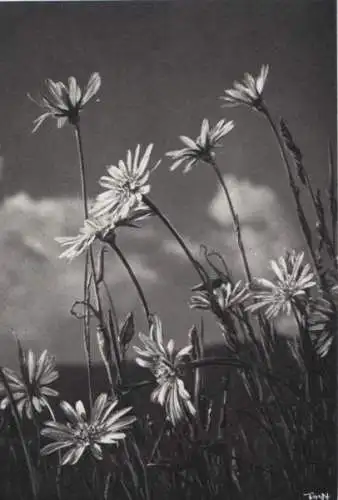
[261,106,319,276]
[110,241,152,328]
[210,160,252,282]
[74,124,116,399]
[143,195,206,283]
[74,123,93,410]
[0,368,38,500]
[74,124,89,219]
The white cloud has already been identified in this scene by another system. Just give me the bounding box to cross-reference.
[0,192,159,364]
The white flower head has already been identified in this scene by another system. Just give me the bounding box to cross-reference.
[92,144,160,219]
[166,118,234,173]
[134,315,196,426]
[55,205,152,261]
[30,73,101,132]
[0,349,59,420]
[190,280,249,313]
[246,250,316,320]
[41,393,136,466]
[221,64,269,110]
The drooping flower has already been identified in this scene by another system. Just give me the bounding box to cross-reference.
[134,315,195,426]
[166,118,234,173]
[41,393,136,466]
[55,205,152,261]
[92,144,160,219]
[246,251,316,320]
[221,65,269,110]
[190,280,249,313]
[30,73,101,132]
[0,349,59,420]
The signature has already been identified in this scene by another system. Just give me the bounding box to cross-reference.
[303,493,331,500]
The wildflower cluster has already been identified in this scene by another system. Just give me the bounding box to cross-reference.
[7,62,333,500]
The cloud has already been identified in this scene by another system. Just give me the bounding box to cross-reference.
[207,174,301,276]
[0,192,159,364]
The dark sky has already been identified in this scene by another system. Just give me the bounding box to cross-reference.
[0,0,335,367]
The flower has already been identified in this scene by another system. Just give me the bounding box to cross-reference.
[41,393,136,466]
[92,144,159,219]
[166,118,234,173]
[246,251,316,320]
[221,64,269,110]
[30,72,101,132]
[190,280,249,313]
[55,205,152,261]
[134,315,195,426]
[0,349,59,419]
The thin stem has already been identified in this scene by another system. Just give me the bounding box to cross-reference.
[210,159,252,282]
[0,368,38,500]
[74,124,89,219]
[74,124,117,399]
[143,195,206,283]
[110,241,152,328]
[261,105,319,276]
[74,123,93,410]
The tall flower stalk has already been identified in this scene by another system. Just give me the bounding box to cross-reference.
[74,122,96,410]
[221,65,319,277]
[166,119,252,282]
[31,74,102,410]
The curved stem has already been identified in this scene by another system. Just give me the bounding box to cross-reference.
[143,195,207,283]
[210,160,252,282]
[110,241,152,328]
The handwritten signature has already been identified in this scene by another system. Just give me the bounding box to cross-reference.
[303,493,331,500]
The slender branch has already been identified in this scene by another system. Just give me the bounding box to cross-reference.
[210,159,252,282]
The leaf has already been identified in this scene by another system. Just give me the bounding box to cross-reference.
[119,313,135,356]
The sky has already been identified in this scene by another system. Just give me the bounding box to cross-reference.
[0,0,335,367]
